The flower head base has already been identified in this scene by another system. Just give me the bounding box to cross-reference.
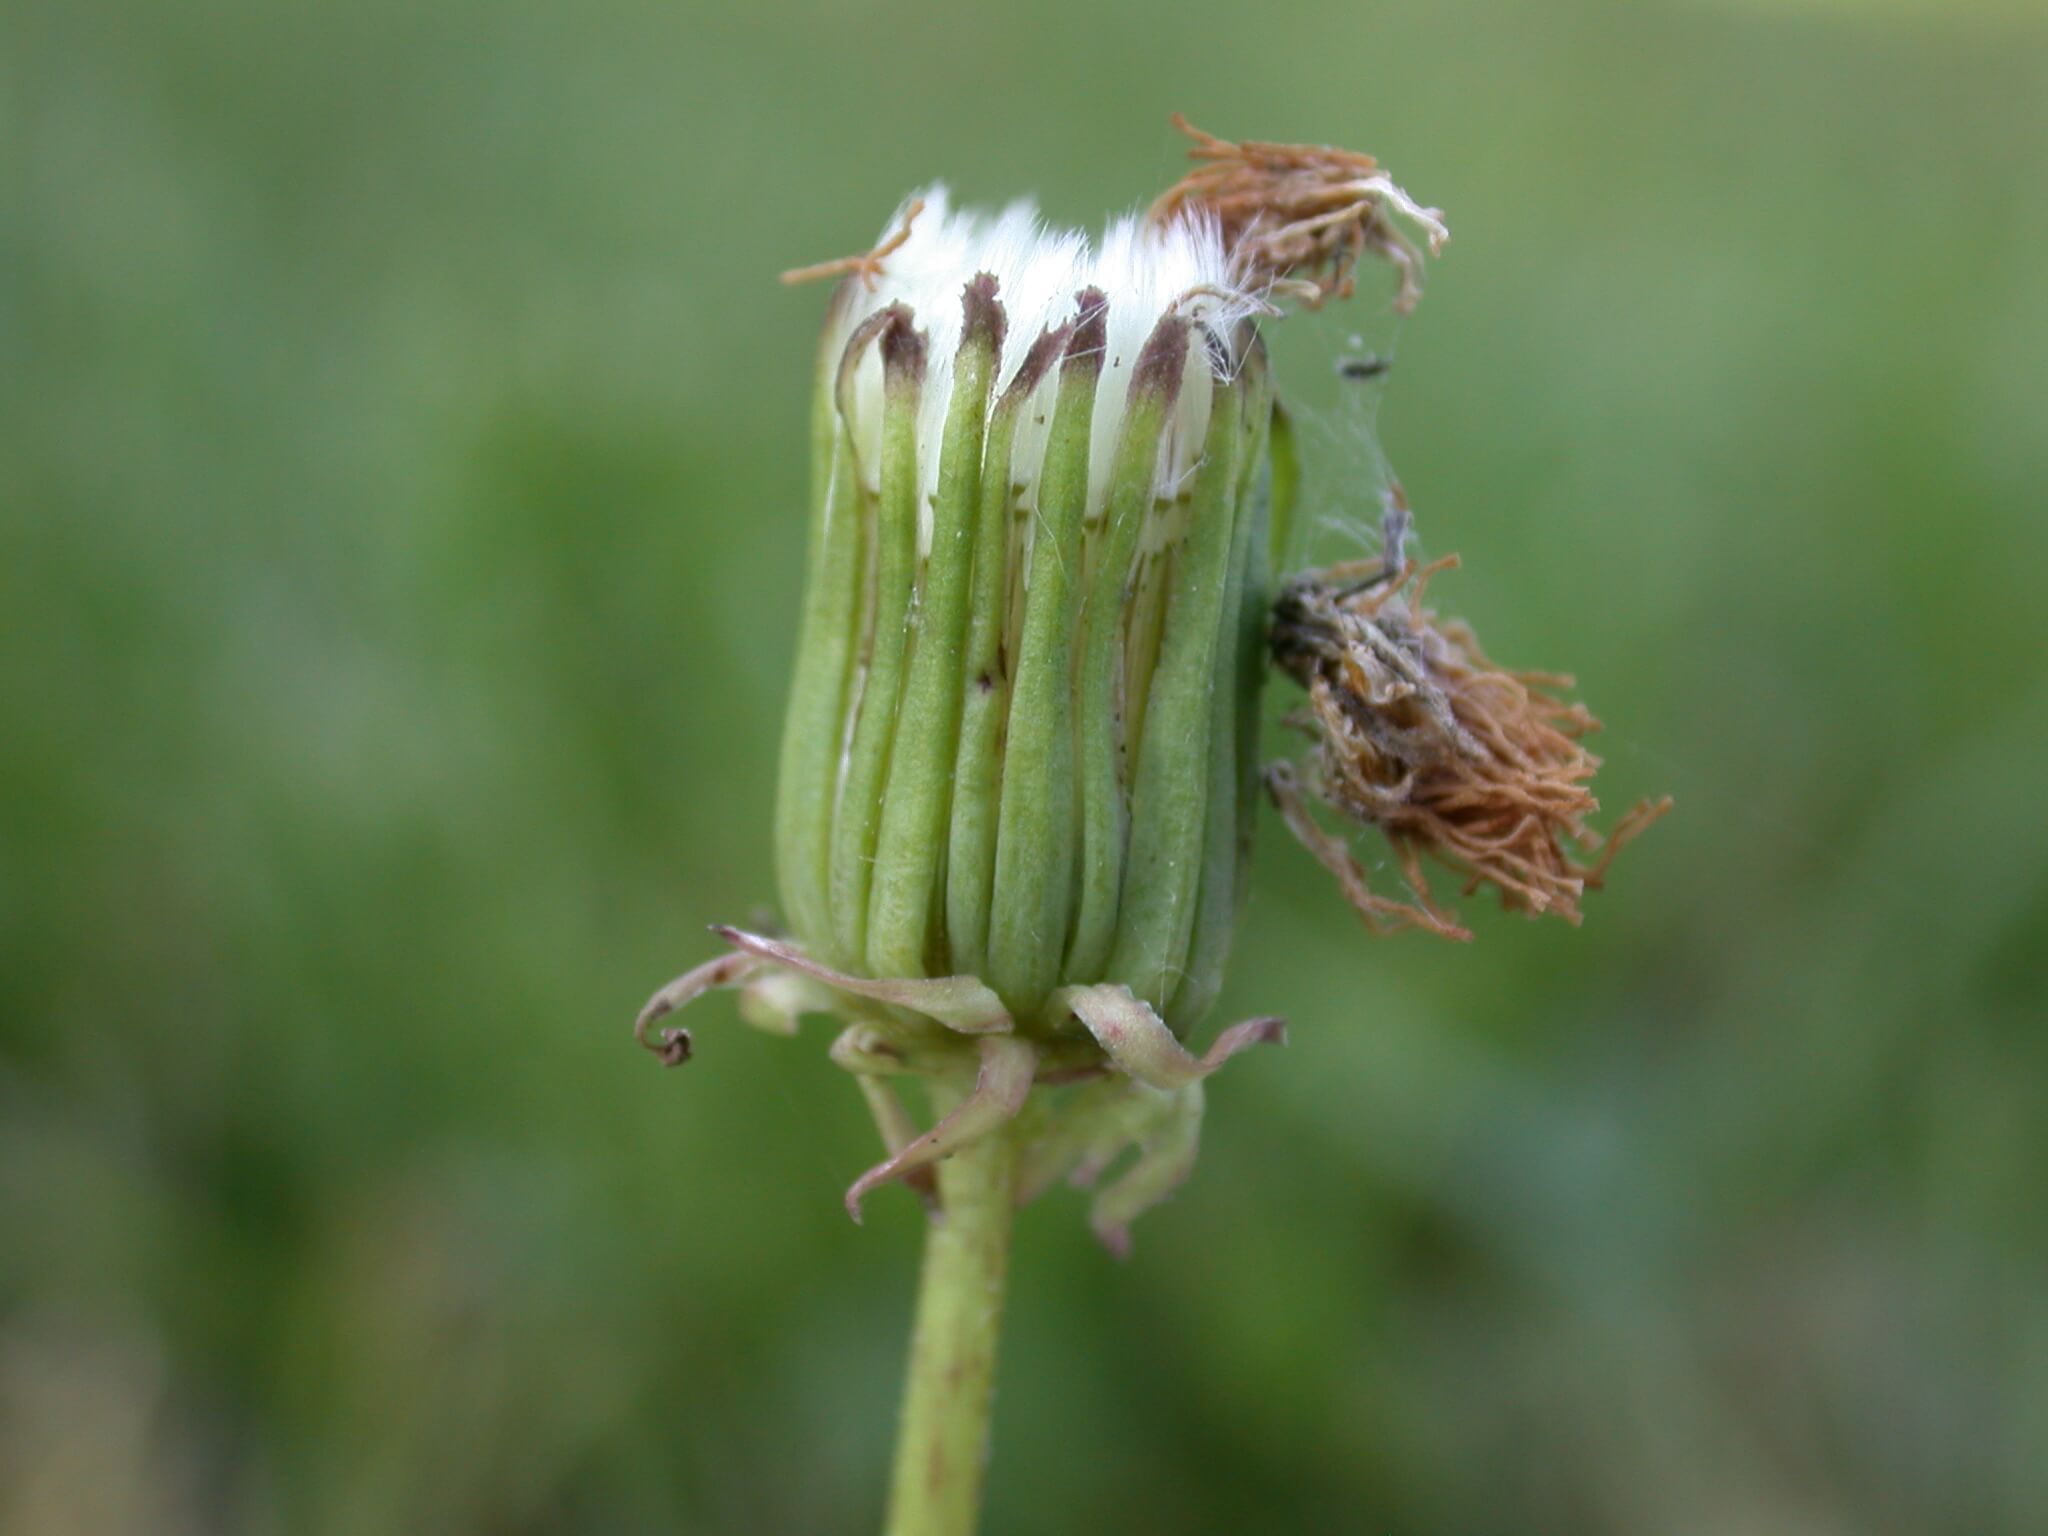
[1268,502,1672,939]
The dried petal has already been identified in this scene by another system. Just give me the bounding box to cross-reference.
[1054,983,1285,1091]
[714,926,1013,1035]
[844,1035,1038,1220]
[1087,1085,1205,1259]
[1149,114,1447,311]
[1270,530,1670,931]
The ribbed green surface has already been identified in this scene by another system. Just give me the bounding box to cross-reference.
[825,319,926,969]
[942,369,1033,982]
[984,302,1104,1019]
[865,307,999,979]
[1100,355,1251,1015]
[1065,314,1189,987]
[773,302,872,960]
[775,286,1270,1035]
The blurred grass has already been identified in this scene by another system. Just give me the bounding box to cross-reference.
[5,0,2047,1531]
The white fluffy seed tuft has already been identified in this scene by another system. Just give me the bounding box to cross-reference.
[825,187,1264,553]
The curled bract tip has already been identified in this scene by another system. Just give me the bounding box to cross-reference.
[634,949,767,1064]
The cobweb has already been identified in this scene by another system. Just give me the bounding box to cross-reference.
[1263,256,1419,575]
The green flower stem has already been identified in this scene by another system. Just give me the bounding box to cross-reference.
[883,1083,1018,1536]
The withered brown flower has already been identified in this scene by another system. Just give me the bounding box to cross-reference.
[1147,113,1449,311]
[1268,505,1670,939]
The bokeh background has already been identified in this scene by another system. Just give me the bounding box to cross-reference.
[7,0,2047,1531]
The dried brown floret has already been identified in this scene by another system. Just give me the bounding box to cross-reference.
[1268,516,1669,936]
[780,196,926,289]
[1148,114,1448,311]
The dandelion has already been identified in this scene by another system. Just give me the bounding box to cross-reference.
[631,117,1661,1536]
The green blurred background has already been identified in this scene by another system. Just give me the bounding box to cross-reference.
[7,0,2047,1531]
